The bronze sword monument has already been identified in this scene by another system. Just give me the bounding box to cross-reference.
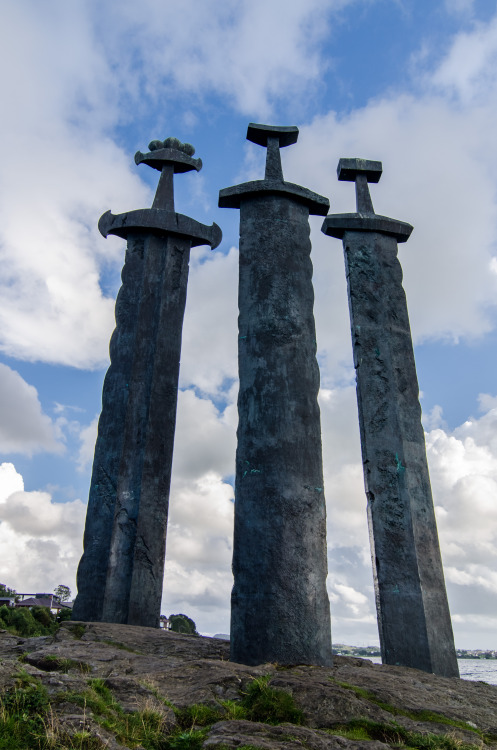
[219,124,333,666]
[72,138,221,627]
[321,158,458,677]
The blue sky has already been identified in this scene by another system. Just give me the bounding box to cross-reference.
[2,0,497,648]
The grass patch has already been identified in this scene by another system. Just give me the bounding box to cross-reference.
[42,654,91,674]
[218,698,248,721]
[0,676,49,749]
[108,707,174,748]
[240,674,305,725]
[64,678,119,717]
[412,711,485,734]
[174,699,248,728]
[175,703,225,728]
[165,729,208,749]
[328,718,482,750]
[12,668,42,688]
[172,674,304,729]
[65,623,86,640]
[65,678,206,749]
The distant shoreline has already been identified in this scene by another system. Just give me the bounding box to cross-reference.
[456,656,497,660]
[333,646,497,660]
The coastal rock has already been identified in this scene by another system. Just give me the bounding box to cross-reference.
[1,621,496,749]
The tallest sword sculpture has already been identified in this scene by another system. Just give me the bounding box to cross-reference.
[72,138,221,627]
[220,124,332,666]
[322,158,458,677]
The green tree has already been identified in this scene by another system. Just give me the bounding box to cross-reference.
[0,583,17,598]
[56,607,73,623]
[9,608,42,637]
[0,604,10,628]
[0,605,58,636]
[31,606,56,630]
[53,584,71,602]
[168,613,198,635]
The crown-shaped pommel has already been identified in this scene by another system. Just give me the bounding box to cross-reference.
[135,138,202,174]
[247,123,299,181]
[134,138,202,212]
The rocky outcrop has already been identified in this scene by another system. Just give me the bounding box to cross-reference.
[1,621,496,749]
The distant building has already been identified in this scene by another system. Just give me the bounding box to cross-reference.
[15,593,72,614]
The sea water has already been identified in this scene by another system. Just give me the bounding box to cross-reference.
[366,656,497,685]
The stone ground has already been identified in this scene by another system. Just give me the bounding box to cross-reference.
[1,621,497,748]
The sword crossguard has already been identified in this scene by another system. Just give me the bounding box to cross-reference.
[247,123,299,182]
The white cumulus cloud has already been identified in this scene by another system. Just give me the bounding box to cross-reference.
[0,463,85,594]
[0,364,63,455]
